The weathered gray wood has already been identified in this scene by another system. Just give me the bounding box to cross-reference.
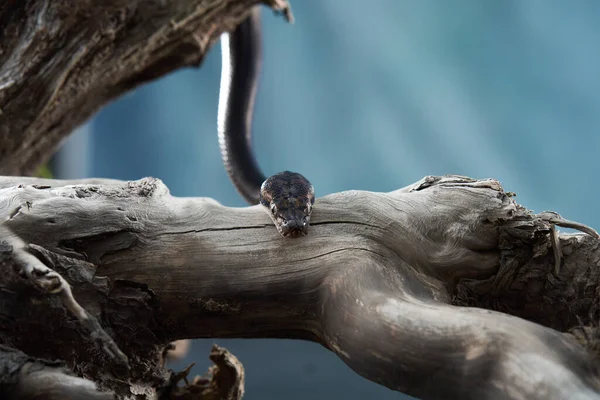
[1,174,599,400]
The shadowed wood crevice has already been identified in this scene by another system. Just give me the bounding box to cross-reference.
[0,345,115,400]
[1,174,599,399]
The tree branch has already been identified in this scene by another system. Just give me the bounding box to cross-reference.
[0,0,291,175]
[1,174,599,399]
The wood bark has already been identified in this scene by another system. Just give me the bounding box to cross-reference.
[0,174,600,399]
[0,0,290,175]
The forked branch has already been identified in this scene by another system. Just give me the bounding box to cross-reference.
[0,175,599,399]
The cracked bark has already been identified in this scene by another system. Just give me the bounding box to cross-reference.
[1,174,600,399]
[0,0,290,175]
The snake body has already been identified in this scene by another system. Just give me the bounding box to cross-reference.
[217,7,315,238]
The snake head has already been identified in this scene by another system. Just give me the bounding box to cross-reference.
[260,171,315,238]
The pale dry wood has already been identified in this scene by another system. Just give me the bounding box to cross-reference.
[1,174,599,400]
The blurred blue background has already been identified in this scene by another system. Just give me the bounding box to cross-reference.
[53,1,600,399]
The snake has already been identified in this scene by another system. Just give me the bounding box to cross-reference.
[217,7,315,238]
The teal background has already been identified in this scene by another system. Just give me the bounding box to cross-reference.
[55,1,600,399]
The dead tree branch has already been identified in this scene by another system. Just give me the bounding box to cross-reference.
[1,174,599,399]
[0,0,291,175]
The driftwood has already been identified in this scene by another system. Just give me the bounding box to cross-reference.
[0,174,600,399]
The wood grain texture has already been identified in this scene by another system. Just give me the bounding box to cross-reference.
[1,174,599,399]
[0,0,292,175]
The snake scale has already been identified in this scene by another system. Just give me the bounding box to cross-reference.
[217,7,315,238]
